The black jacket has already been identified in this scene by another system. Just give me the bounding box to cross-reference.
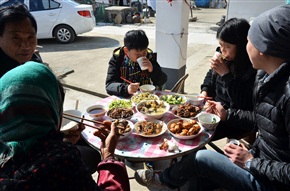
[0,48,42,78]
[105,47,167,97]
[227,62,290,190]
[201,59,256,110]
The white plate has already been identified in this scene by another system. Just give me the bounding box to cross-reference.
[119,120,134,139]
[167,118,203,140]
[136,100,170,119]
[159,93,187,108]
[108,98,133,110]
[134,119,167,137]
[171,104,202,119]
[106,108,134,120]
[131,92,159,105]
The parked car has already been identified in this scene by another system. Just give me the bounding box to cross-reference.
[0,0,96,43]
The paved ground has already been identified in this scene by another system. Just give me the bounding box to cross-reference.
[38,8,227,191]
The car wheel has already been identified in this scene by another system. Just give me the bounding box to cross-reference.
[54,25,75,44]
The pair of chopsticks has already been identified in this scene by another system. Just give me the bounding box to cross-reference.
[63,112,103,125]
[62,113,124,136]
[120,76,132,84]
[62,113,105,131]
[205,102,221,117]
[198,95,213,100]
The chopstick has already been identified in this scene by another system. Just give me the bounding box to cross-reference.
[63,112,103,125]
[62,115,105,131]
[62,115,124,136]
[198,95,213,100]
[120,76,132,84]
[207,102,221,117]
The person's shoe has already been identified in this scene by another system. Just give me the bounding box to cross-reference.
[134,169,167,189]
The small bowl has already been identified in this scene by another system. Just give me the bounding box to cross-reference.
[197,113,220,130]
[61,110,82,134]
[139,84,156,93]
[136,100,170,119]
[185,93,204,106]
[86,105,107,120]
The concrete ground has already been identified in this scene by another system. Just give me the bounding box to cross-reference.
[38,8,227,191]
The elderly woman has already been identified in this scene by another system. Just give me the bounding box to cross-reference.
[0,62,130,191]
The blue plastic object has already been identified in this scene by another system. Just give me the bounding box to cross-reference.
[195,0,210,7]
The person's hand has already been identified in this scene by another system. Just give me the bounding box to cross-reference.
[209,56,229,76]
[141,57,153,72]
[205,100,227,121]
[63,123,85,145]
[128,82,140,94]
[201,91,208,98]
[224,142,253,169]
[93,120,120,160]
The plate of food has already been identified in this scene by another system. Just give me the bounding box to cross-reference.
[167,118,202,139]
[159,93,187,107]
[136,100,170,119]
[131,92,159,105]
[108,99,133,110]
[114,119,134,139]
[172,102,203,118]
[106,108,134,120]
[134,119,167,137]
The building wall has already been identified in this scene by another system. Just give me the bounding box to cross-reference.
[227,0,285,21]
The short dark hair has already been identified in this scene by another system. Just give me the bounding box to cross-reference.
[124,30,149,51]
[0,4,37,36]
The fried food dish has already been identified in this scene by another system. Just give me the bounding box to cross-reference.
[93,119,131,136]
[173,102,202,118]
[168,119,201,136]
[115,119,132,135]
[135,121,163,135]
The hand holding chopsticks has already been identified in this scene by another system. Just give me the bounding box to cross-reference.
[204,101,227,121]
[62,113,124,136]
[120,76,132,84]
[120,76,140,94]
[198,95,213,100]
[63,112,103,125]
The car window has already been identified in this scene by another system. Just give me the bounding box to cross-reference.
[29,0,60,11]
[42,0,60,9]
[30,0,44,11]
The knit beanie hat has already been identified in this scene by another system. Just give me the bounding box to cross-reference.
[248,4,290,60]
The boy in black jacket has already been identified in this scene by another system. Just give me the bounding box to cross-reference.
[106,30,167,97]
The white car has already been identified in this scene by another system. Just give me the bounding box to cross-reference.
[0,0,96,43]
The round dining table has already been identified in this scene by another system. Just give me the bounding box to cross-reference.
[81,94,215,162]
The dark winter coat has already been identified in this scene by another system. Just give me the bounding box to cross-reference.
[201,59,256,110]
[106,47,167,97]
[227,62,290,191]
[0,48,42,78]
